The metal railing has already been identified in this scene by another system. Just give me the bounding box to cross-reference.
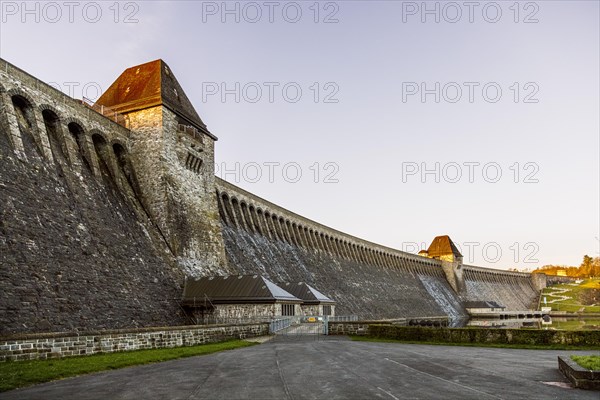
[81,97,127,127]
[269,317,294,333]
[178,314,359,335]
[327,315,358,322]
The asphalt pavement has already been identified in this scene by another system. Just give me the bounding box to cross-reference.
[2,337,598,400]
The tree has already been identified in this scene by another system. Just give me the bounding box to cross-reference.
[580,255,594,277]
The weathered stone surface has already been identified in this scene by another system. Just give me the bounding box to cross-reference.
[0,60,185,335]
[558,356,600,390]
[127,106,229,277]
[0,58,544,337]
[0,323,268,361]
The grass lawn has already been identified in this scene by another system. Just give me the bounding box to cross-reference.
[0,340,256,392]
[541,279,600,313]
[548,318,600,331]
[350,336,600,350]
[571,355,600,370]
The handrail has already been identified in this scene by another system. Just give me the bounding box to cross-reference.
[82,97,127,127]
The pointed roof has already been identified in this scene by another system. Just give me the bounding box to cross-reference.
[426,235,463,258]
[95,59,215,139]
[181,275,302,305]
[280,282,336,305]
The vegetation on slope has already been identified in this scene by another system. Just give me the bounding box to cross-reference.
[540,279,600,313]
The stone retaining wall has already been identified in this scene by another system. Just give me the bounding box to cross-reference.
[558,356,600,390]
[0,323,268,361]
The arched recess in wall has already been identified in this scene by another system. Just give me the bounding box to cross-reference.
[113,142,143,202]
[11,93,42,159]
[215,190,229,225]
[92,132,117,184]
[240,202,254,234]
[222,193,237,228]
[256,208,268,238]
[289,221,298,245]
[231,198,246,231]
[249,205,262,235]
[303,227,313,248]
[279,217,290,243]
[264,211,275,238]
[318,233,327,252]
[41,107,67,165]
[67,121,91,172]
[291,222,301,247]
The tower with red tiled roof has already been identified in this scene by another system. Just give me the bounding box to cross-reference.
[96,60,228,276]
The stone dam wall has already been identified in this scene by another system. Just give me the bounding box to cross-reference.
[0,59,186,335]
[216,179,542,319]
[216,179,468,320]
[0,58,544,335]
[462,265,540,310]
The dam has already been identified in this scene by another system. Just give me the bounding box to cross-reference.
[0,58,545,335]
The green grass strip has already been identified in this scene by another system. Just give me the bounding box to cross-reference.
[0,340,256,392]
[350,335,600,350]
[571,355,600,370]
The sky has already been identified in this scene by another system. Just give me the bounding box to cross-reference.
[1,0,598,270]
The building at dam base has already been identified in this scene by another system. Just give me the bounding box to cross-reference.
[0,58,546,335]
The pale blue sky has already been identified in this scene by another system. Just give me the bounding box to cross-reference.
[1,1,598,269]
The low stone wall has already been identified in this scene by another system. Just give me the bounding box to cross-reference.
[558,356,600,390]
[329,321,374,336]
[0,323,268,361]
[367,325,600,347]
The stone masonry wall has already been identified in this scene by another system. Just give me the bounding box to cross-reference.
[0,59,185,335]
[216,179,542,317]
[126,106,230,277]
[461,265,539,310]
[0,57,544,337]
[216,179,468,320]
[0,323,268,361]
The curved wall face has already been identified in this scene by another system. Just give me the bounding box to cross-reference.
[0,61,185,335]
[461,267,539,310]
[216,179,467,320]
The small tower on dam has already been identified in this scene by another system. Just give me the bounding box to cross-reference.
[419,235,465,293]
[95,60,229,276]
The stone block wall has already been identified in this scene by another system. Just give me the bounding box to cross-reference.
[328,322,374,336]
[213,304,277,319]
[216,178,469,320]
[462,265,539,310]
[0,323,268,361]
[0,57,546,337]
[0,59,185,335]
[127,107,230,277]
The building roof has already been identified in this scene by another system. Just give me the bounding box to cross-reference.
[181,275,302,306]
[95,59,215,139]
[426,235,463,258]
[280,282,336,305]
[464,301,505,309]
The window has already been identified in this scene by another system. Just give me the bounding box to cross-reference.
[282,304,295,316]
[323,305,332,316]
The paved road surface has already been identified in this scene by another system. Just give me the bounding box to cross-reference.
[2,337,597,400]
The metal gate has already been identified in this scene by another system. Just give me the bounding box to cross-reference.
[270,316,327,341]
